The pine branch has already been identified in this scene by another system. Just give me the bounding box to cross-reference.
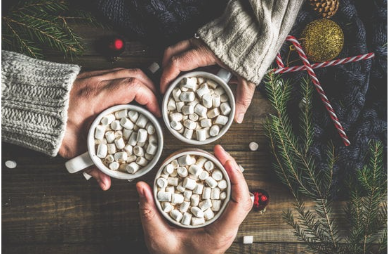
[2,0,103,59]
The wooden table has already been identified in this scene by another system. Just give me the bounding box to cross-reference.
[2,24,314,254]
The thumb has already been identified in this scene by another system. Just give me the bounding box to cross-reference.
[136,181,170,236]
[235,78,256,123]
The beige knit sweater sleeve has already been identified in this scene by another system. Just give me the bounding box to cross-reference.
[198,0,304,85]
[1,50,80,156]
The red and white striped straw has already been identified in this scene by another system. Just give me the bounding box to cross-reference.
[270,52,374,74]
[282,35,352,146]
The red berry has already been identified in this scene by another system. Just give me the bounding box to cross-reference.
[114,39,124,50]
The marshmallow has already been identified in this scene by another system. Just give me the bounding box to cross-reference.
[190,194,200,207]
[171,121,183,131]
[133,146,144,157]
[196,129,207,141]
[181,77,197,90]
[183,190,192,201]
[249,142,259,151]
[193,183,204,195]
[105,131,115,143]
[196,84,210,98]
[202,187,211,200]
[199,171,209,180]
[183,129,194,140]
[207,108,220,119]
[199,199,212,211]
[189,165,203,177]
[114,109,127,119]
[204,161,214,171]
[111,120,122,131]
[107,143,116,155]
[137,129,148,143]
[181,212,192,226]
[115,137,125,150]
[214,86,225,95]
[95,125,105,140]
[105,155,114,163]
[180,201,190,213]
[128,110,139,122]
[204,209,215,220]
[202,93,213,108]
[220,192,227,200]
[178,155,196,166]
[167,98,176,111]
[146,142,157,155]
[212,94,221,108]
[114,151,127,162]
[172,88,182,101]
[101,114,115,125]
[128,132,138,146]
[170,210,183,222]
[171,193,184,204]
[126,162,140,174]
[211,200,222,211]
[218,180,228,190]
[211,188,221,199]
[166,186,175,194]
[177,167,188,177]
[164,164,175,175]
[97,143,108,158]
[170,112,183,122]
[136,114,148,128]
[194,104,207,118]
[127,155,137,163]
[220,102,231,115]
[191,217,205,226]
[109,161,119,170]
[189,113,199,121]
[180,92,195,102]
[168,177,179,186]
[214,115,229,125]
[136,157,148,166]
[209,125,220,137]
[212,170,223,181]
[120,117,134,129]
[176,183,185,193]
[183,119,197,130]
[176,101,185,112]
[157,178,168,188]
[220,94,229,102]
[191,207,204,218]
[243,236,254,244]
[145,123,155,135]
[182,105,194,115]
[183,177,196,190]
[200,119,212,128]
[157,191,172,202]
[162,202,173,213]
[205,177,218,188]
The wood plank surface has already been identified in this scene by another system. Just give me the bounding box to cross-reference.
[1,23,337,254]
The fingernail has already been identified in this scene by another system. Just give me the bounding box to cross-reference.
[236,113,244,124]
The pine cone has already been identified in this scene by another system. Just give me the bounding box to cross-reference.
[309,0,339,18]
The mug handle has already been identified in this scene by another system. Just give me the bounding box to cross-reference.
[65,152,94,173]
[216,68,232,83]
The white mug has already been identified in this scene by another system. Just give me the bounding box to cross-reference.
[162,69,235,145]
[65,104,164,181]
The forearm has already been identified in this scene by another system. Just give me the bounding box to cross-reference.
[1,50,80,156]
[197,0,304,85]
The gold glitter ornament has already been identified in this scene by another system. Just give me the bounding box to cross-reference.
[301,19,344,62]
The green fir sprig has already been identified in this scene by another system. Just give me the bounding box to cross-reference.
[264,74,387,254]
[2,0,104,59]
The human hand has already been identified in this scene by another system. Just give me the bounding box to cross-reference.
[160,38,256,123]
[136,145,252,254]
[59,68,161,190]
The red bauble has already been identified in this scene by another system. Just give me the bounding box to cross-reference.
[252,189,269,211]
[97,36,126,58]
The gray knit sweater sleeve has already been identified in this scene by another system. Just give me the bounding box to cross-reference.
[1,50,80,156]
[198,0,304,85]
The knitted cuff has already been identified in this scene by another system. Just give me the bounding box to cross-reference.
[197,0,303,85]
[1,50,80,156]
